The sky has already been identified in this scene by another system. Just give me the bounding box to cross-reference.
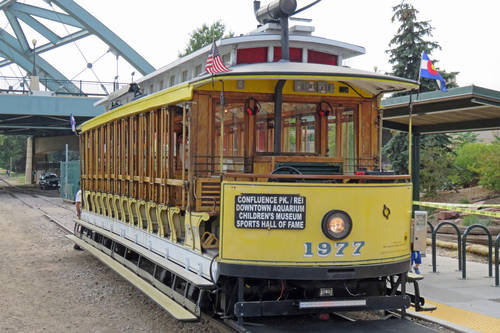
[0,0,499,92]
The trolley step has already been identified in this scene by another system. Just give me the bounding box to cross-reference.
[66,234,198,322]
[407,272,424,282]
[405,272,437,312]
[74,218,213,287]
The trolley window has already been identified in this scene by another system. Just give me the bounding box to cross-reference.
[215,103,245,172]
[282,103,317,153]
[327,110,337,157]
[256,102,275,153]
[256,102,318,154]
[341,107,357,172]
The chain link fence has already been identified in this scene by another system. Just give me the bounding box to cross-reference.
[60,161,80,201]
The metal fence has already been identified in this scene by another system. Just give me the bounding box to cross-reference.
[0,75,128,97]
[60,160,80,201]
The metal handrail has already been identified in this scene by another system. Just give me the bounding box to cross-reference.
[461,224,493,280]
[427,221,434,235]
[432,222,462,273]
[0,75,127,97]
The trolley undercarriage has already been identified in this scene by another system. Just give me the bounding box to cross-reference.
[70,215,433,323]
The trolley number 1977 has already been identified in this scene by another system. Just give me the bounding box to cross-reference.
[304,241,365,257]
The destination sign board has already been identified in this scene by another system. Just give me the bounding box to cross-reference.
[234,194,306,230]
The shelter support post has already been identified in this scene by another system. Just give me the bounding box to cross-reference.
[411,132,420,213]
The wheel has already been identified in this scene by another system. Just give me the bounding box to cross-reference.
[73,244,83,251]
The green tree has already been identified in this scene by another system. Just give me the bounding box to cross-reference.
[383,1,459,194]
[383,132,452,175]
[179,21,234,57]
[420,145,454,194]
[450,132,479,149]
[386,1,458,90]
[0,135,27,171]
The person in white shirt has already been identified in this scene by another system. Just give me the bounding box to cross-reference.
[75,183,82,219]
[74,182,83,251]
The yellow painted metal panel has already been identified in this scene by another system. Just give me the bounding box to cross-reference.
[80,84,193,132]
[220,181,412,266]
[194,74,418,97]
[197,79,369,98]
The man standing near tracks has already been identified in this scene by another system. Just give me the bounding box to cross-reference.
[74,182,83,251]
[75,181,82,219]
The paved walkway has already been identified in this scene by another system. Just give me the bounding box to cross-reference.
[410,253,500,333]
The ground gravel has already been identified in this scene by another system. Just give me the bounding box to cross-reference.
[0,188,221,333]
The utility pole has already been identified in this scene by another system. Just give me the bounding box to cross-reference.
[30,39,40,92]
[65,144,69,198]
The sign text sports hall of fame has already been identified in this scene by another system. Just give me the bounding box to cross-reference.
[234,194,306,230]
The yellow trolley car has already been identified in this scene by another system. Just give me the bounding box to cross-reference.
[69,0,430,324]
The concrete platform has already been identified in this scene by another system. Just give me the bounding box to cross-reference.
[410,253,500,333]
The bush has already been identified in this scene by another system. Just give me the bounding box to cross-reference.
[450,142,500,191]
[458,198,470,204]
[462,215,492,227]
[477,142,500,192]
[450,143,488,187]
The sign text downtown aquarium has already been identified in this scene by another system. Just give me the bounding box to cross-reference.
[234,194,306,230]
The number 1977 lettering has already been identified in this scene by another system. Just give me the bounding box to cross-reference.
[304,241,365,257]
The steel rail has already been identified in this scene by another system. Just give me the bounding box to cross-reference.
[0,178,73,233]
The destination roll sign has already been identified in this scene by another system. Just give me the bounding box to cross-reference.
[235,194,306,230]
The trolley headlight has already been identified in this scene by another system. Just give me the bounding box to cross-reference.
[321,210,352,240]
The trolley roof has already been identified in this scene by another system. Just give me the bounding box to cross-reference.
[192,62,418,96]
[80,64,418,132]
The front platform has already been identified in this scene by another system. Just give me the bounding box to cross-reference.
[408,253,500,333]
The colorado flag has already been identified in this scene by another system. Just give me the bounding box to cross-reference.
[420,52,447,92]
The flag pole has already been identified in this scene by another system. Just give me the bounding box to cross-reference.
[409,52,423,178]
[210,37,215,88]
[219,80,225,175]
[417,51,423,85]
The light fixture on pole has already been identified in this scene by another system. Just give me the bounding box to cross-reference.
[32,39,37,76]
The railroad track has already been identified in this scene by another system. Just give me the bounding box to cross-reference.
[0,177,74,234]
[0,178,74,211]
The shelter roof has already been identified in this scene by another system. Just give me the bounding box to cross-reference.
[381,85,500,134]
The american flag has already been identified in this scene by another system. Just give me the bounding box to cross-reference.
[205,40,230,74]
[70,114,76,132]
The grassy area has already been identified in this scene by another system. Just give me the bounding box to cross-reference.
[462,215,492,227]
[3,172,26,185]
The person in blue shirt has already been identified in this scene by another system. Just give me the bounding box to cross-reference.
[411,251,421,274]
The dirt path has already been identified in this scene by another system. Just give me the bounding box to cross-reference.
[0,191,218,333]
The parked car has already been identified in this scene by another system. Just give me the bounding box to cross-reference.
[39,173,59,190]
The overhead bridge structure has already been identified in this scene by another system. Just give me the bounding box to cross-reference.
[0,0,155,183]
[0,0,155,135]
[0,93,104,136]
[0,0,154,94]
